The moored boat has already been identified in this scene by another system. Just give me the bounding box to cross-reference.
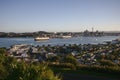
[61,35,72,39]
[56,35,72,39]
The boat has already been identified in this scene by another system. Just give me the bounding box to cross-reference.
[61,36,72,39]
[56,35,72,39]
[111,37,120,44]
[34,37,50,41]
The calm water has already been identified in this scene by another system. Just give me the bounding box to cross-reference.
[0,36,119,48]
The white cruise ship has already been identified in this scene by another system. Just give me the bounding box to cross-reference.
[34,37,49,41]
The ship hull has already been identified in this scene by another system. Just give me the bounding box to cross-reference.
[34,37,49,41]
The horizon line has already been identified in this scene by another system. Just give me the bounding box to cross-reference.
[0,30,120,33]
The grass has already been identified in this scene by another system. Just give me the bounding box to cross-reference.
[51,67,119,80]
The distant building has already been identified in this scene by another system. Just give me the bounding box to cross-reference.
[83,29,104,37]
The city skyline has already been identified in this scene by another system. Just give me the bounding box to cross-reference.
[0,0,120,32]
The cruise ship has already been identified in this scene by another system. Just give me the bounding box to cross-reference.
[34,37,50,41]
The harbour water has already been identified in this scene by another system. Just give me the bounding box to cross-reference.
[0,36,119,48]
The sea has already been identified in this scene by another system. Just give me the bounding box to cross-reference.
[0,36,119,48]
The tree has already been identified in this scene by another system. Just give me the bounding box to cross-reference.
[63,54,78,66]
[49,56,61,62]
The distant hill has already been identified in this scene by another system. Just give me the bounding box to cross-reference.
[0,31,120,38]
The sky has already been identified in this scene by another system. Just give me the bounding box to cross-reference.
[0,0,120,32]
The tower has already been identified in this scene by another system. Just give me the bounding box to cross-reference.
[92,27,94,32]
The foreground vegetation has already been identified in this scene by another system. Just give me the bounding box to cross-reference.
[0,48,61,80]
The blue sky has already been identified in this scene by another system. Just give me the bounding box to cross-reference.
[0,0,120,32]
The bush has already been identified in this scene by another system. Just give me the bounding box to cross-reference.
[99,60,117,66]
[63,54,78,66]
[0,49,61,80]
[6,63,61,80]
[0,48,6,55]
[48,63,76,70]
[0,64,8,80]
[77,64,120,74]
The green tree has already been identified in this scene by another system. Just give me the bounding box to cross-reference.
[63,54,78,66]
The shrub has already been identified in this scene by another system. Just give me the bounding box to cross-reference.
[63,54,78,66]
[5,62,61,80]
[99,60,117,66]
[0,49,61,80]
